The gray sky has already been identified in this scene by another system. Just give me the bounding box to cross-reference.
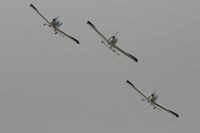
[0,0,199,132]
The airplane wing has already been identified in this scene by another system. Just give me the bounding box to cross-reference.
[114,45,138,62]
[153,102,179,118]
[30,4,50,24]
[87,21,109,43]
[56,28,80,44]
[126,80,147,99]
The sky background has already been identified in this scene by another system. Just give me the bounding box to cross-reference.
[0,0,200,132]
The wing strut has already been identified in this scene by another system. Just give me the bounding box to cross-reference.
[114,45,138,62]
[153,102,179,118]
[126,80,147,99]
[30,4,50,24]
[56,28,80,44]
[87,21,109,43]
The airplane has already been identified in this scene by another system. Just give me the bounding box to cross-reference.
[126,80,179,118]
[87,21,138,62]
[29,4,80,44]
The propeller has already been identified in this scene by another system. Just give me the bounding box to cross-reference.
[53,16,60,21]
[153,89,156,95]
[114,32,118,37]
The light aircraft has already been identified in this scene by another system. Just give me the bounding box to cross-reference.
[30,4,80,44]
[126,80,179,118]
[87,21,138,62]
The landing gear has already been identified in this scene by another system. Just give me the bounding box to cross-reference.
[101,40,119,55]
[141,99,144,101]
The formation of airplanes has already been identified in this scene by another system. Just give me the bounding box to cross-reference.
[30,4,179,118]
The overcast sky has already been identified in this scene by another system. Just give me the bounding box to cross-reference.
[0,0,200,132]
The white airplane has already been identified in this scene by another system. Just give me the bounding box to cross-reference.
[87,21,138,62]
[30,4,80,44]
[126,80,179,118]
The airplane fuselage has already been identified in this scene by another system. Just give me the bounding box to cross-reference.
[107,36,118,49]
[51,19,62,27]
[147,93,158,103]
[48,18,62,33]
[108,36,118,45]
[147,93,159,109]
